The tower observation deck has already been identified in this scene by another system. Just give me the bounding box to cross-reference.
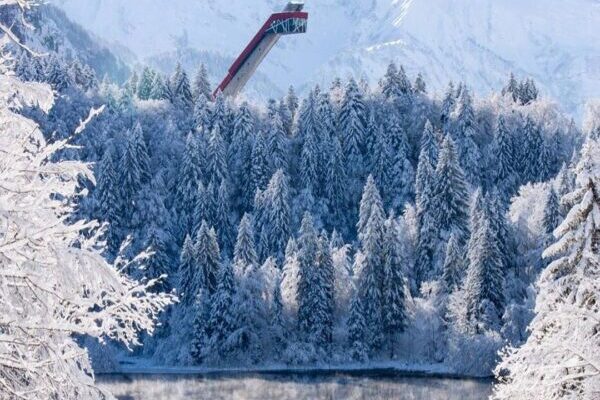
[214,2,308,98]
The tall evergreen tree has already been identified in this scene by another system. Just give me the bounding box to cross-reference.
[192,63,212,102]
[339,78,367,193]
[137,67,155,100]
[347,295,368,361]
[358,177,386,351]
[119,129,143,222]
[432,136,470,240]
[442,232,465,293]
[96,143,122,252]
[493,139,600,400]
[170,63,193,109]
[257,170,292,262]
[382,217,407,357]
[542,188,561,239]
[267,114,289,175]
[175,133,203,237]
[296,213,319,338]
[453,86,481,185]
[195,221,221,296]
[132,122,151,183]
[286,85,299,120]
[492,116,517,193]
[178,235,201,305]
[233,213,258,272]
[207,126,228,184]
[143,225,171,293]
[415,145,438,286]
[464,216,504,332]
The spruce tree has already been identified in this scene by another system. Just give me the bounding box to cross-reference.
[464,216,504,332]
[440,82,456,125]
[339,78,367,193]
[250,131,270,195]
[96,143,122,253]
[325,137,348,230]
[195,221,221,296]
[132,122,151,183]
[313,232,335,350]
[233,213,258,272]
[542,188,561,239]
[453,86,481,185]
[442,232,464,293]
[492,116,517,193]
[494,138,600,400]
[175,133,203,237]
[193,94,212,133]
[178,235,201,305]
[149,73,167,100]
[358,178,386,351]
[432,136,470,240]
[382,217,407,357]
[415,145,438,286]
[143,225,171,293]
[170,63,193,109]
[348,295,368,362]
[258,170,292,262]
[286,85,299,120]
[207,126,228,184]
[357,175,385,243]
[267,114,289,175]
[214,180,233,254]
[192,63,212,102]
[119,129,143,222]
[413,72,427,94]
[297,213,319,338]
[137,67,155,100]
[381,62,402,100]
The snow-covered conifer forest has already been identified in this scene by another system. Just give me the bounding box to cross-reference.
[1,1,599,399]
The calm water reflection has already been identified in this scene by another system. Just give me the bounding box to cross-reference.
[98,372,492,400]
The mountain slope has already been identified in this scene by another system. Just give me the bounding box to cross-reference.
[53,0,599,115]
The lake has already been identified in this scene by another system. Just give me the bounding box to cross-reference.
[98,371,493,400]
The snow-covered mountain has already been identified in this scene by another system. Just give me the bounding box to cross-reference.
[53,0,599,115]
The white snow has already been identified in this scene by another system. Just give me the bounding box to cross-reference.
[53,0,599,117]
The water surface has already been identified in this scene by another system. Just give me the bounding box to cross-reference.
[98,371,493,400]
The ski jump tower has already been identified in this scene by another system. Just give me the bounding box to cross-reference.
[214,2,308,98]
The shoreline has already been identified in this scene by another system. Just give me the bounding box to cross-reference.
[99,360,493,381]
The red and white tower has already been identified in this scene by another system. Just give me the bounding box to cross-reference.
[214,2,309,98]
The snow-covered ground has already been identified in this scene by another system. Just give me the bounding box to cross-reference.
[54,0,600,116]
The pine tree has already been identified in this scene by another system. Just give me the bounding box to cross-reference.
[493,138,600,400]
[132,122,151,183]
[297,213,319,338]
[347,295,368,362]
[442,232,465,293]
[339,78,367,192]
[207,126,228,184]
[170,63,193,109]
[250,131,270,195]
[312,232,335,350]
[381,62,402,99]
[233,213,258,273]
[464,216,504,332]
[521,116,543,183]
[137,67,155,100]
[267,114,289,175]
[257,170,292,262]
[175,133,203,237]
[542,188,561,239]
[195,221,221,296]
[440,82,456,125]
[453,86,481,185]
[372,124,392,203]
[144,225,171,293]
[501,73,519,102]
[421,120,439,166]
[192,63,212,102]
[413,72,427,94]
[432,135,470,240]
[196,261,237,362]
[193,94,212,133]
[286,85,299,120]
[325,137,348,230]
[382,217,407,357]
[214,180,232,253]
[149,73,167,100]
[298,91,320,191]
[96,143,122,252]
[119,129,143,222]
[178,235,201,305]
[492,116,517,193]
[358,177,386,351]
[357,175,385,243]
[415,144,438,287]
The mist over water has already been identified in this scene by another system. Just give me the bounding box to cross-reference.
[98,373,493,400]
